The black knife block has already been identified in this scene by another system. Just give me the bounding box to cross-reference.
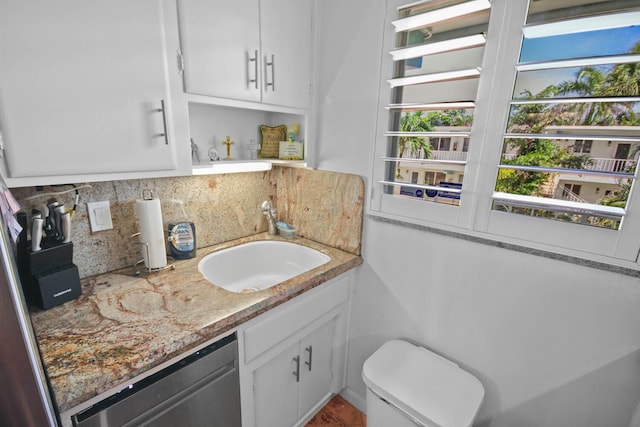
[17,242,82,310]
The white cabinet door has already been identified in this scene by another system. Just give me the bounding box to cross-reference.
[240,275,352,427]
[252,318,337,427]
[0,0,187,182]
[178,0,261,103]
[253,341,300,427]
[260,0,312,109]
[298,319,335,418]
[177,0,311,109]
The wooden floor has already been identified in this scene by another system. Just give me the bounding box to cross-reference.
[305,395,366,427]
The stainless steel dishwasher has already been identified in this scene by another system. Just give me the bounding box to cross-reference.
[72,333,241,427]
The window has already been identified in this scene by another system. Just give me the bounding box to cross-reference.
[433,137,452,151]
[493,0,640,233]
[573,140,592,154]
[370,0,640,267]
[561,183,582,198]
[462,137,470,152]
[424,171,446,186]
[371,0,490,220]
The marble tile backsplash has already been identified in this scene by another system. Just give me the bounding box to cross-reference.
[11,166,364,278]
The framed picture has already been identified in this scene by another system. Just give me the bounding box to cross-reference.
[259,124,287,158]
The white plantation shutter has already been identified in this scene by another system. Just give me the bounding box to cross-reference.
[493,5,640,230]
[369,0,640,268]
[371,0,490,217]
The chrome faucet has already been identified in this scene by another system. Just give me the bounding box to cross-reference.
[261,201,277,235]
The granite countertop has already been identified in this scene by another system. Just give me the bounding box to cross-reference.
[29,233,362,413]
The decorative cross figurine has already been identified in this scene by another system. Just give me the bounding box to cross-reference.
[221,135,235,160]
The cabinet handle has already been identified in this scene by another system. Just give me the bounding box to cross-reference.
[305,345,313,372]
[265,54,275,92]
[176,48,185,76]
[157,100,169,145]
[292,355,300,382]
[247,50,258,89]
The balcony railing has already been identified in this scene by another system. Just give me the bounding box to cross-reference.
[588,157,637,173]
[431,151,468,161]
[398,150,468,162]
[403,152,637,173]
[502,154,637,173]
[554,186,587,203]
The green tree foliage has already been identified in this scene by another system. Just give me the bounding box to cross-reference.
[423,109,473,127]
[497,41,640,199]
[396,110,472,179]
[398,111,433,159]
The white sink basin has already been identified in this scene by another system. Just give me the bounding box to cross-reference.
[198,240,331,293]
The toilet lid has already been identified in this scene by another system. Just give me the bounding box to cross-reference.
[362,340,484,427]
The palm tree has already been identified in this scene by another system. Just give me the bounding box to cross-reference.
[601,41,640,98]
[554,66,622,125]
[398,112,433,158]
[500,84,591,196]
[496,37,640,214]
[553,42,640,125]
[395,111,434,179]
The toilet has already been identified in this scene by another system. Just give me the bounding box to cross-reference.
[362,340,485,427]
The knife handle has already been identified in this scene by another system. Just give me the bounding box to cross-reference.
[54,205,66,241]
[31,218,44,252]
[61,212,71,244]
[16,212,27,246]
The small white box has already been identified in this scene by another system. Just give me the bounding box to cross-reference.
[278,141,304,160]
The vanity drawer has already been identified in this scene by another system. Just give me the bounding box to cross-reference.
[242,275,349,364]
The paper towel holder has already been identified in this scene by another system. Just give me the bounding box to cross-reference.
[130,233,175,275]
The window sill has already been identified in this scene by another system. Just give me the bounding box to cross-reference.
[366,212,640,278]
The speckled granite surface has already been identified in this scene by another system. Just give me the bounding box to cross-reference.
[275,167,364,255]
[30,233,362,413]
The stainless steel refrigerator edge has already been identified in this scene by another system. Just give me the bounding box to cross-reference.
[0,212,59,426]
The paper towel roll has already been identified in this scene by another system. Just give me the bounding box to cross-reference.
[135,197,167,269]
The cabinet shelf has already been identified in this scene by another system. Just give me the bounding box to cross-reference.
[186,94,307,116]
[192,160,307,175]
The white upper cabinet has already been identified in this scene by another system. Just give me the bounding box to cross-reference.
[178,0,262,103]
[0,0,190,187]
[260,0,313,108]
[178,0,312,109]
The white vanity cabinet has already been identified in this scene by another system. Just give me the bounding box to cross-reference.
[238,273,352,427]
[253,319,335,427]
[0,0,190,187]
[177,0,312,109]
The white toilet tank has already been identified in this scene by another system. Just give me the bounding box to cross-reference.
[362,340,485,427]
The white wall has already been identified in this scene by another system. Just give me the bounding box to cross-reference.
[314,1,640,426]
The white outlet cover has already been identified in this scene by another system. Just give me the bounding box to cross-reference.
[87,201,113,232]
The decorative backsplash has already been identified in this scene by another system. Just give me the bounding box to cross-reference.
[275,167,364,255]
[10,166,364,278]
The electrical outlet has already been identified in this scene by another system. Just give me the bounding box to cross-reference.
[87,201,113,232]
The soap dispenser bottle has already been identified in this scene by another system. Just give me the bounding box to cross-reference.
[166,199,196,260]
